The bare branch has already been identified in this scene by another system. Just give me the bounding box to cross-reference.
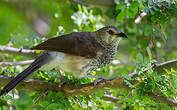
[102,93,177,107]
[154,59,177,74]
[134,12,147,24]
[148,93,177,106]
[0,75,177,106]
[0,58,177,106]
[0,75,127,95]
[112,60,136,66]
[0,60,34,67]
[0,45,38,58]
[102,95,124,103]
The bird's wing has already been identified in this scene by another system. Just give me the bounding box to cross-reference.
[31,32,100,58]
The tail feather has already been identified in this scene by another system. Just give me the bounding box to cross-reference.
[0,53,51,96]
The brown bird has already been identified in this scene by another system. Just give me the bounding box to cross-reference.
[0,26,127,96]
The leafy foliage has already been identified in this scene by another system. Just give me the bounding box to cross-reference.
[0,0,177,109]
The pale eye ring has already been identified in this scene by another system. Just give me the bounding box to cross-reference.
[107,30,114,35]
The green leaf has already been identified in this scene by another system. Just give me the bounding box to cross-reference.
[127,8,137,18]
[128,1,139,18]
[131,1,139,8]
[161,24,167,38]
[149,8,155,15]
[95,91,104,98]
[116,10,127,22]
[146,47,152,60]
[0,5,19,44]
[116,4,126,10]
[47,103,59,109]
[136,53,144,62]
[144,25,153,36]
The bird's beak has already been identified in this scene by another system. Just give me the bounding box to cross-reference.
[116,32,128,38]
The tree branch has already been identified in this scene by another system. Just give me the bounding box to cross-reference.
[102,95,124,103]
[154,59,177,74]
[0,59,177,106]
[148,92,177,106]
[0,60,135,67]
[134,12,147,24]
[0,45,38,58]
[0,75,176,106]
[0,60,34,67]
[0,76,125,95]
[112,60,136,66]
[102,93,177,107]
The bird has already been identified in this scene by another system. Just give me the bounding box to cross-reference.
[0,26,128,96]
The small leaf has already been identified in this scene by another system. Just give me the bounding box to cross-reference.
[164,69,171,74]
[131,1,139,9]
[144,25,153,36]
[149,8,155,15]
[116,4,126,10]
[171,68,176,73]
[78,5,82,12]
[161,24,167,38]
[116,10,127,22]
[47,103,58,109]
[95,91,104,98]
[136,53,144,62]
[146,47,152,60]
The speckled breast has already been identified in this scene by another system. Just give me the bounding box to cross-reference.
[84,47,117,74]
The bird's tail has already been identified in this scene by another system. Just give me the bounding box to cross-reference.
[0,53,51,96]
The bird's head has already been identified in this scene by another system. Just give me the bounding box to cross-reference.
[95,26,128,47]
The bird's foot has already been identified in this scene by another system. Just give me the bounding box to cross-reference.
[93,78,107,86]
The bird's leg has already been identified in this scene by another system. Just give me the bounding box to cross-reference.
[57,70,64,80]
[93,77,108,86]
[57,70,67,87]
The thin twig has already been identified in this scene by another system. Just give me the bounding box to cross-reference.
[148,93,177,106]
[112,60,136,66]
[0,45,38,58]
[0,75,177,106]
[0,59,177,106]
[0,60,34,67]
[134,12,147,24]
[102,95,124,103]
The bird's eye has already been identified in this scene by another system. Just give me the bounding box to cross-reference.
[107,30,114,35]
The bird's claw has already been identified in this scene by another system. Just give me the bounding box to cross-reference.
[93,78,107,86]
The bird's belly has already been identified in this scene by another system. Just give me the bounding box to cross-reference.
[41,52,91,77]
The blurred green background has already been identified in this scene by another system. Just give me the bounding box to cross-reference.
[0,0,177,109]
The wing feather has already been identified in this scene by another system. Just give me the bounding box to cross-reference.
[31,32,100,58]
